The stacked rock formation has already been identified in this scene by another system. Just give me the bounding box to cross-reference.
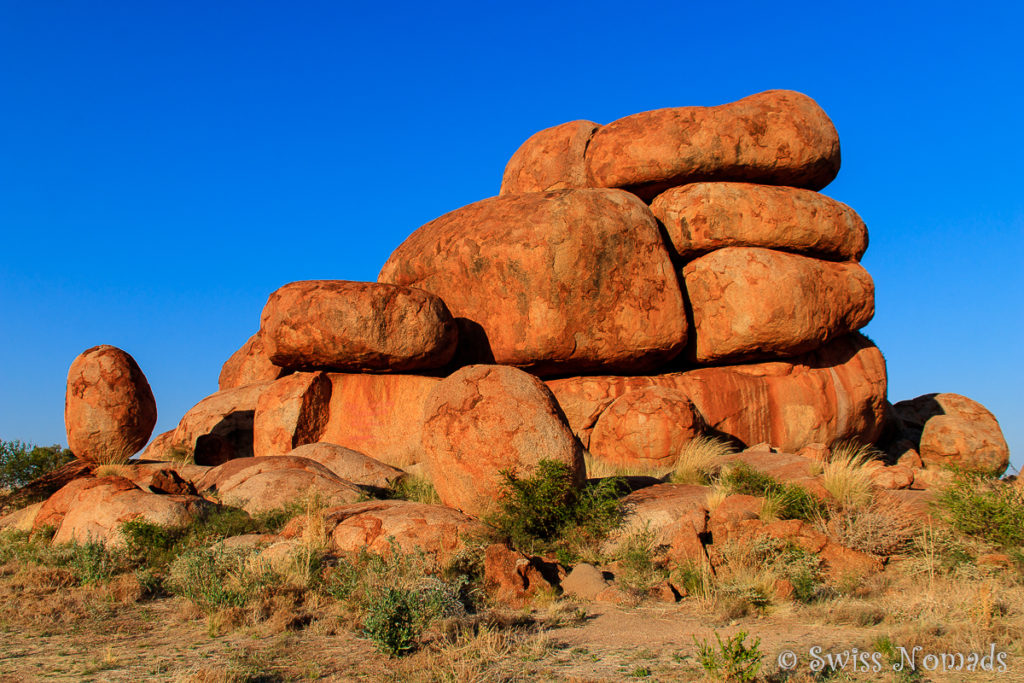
[58,90,1007,537]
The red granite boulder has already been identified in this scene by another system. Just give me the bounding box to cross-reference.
[500,120,601,195]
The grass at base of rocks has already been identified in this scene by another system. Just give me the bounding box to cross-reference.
[721,462,826,522]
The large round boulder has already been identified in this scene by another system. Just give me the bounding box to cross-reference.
[65,345,157,463]
[585,90,840,200]
[422,365,584,517]
[683,247,874,363]
[260,280,457,372]
[588,386,704,471]
[500,120,601,195]
[650,182,868,262]
[891,393,1010,475]
[379,188,687,376]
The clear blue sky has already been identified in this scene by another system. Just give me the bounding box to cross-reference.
[1,1,1020,470]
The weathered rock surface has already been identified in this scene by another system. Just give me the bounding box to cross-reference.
[548,334,888,452]
[717,450,821,482]
[195,456,362,514]
[585,90,841,200]
[890,393,1010,475]
[252,372,332,459]
[218,333,287,391]
[683,247,874,363]
[484,544,560,607]
[286,443,405,489]
[0,502,43,532]
[35,476,206,546]
[324,500,486,564]
[650,182,867,262]
[379,188,687,376]
[606,484,710,561]
[260,280,458,373]
[422,365,584,517]
[171,382,273,465]
[65,345,157,463]
[589,387,703,469]
[139,429,176,461]
[321,373,440,469]
[561,563,610,601]
[500,120,601,195]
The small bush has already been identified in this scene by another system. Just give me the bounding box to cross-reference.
[487,459,627,558]
[0,440,75,490]
[363,587,420,656]
[616,528,669,594]
[937,471,1024,548]
[721,463,825,522]
[826,500,921,556]
[693,630,763,682]
[167,546,278,611]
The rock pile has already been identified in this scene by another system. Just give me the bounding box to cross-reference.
[17,90,1010,601]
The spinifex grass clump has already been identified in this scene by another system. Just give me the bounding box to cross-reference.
[487,459,627,561]
[722,462,825,522]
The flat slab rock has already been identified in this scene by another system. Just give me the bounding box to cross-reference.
[379,188,687,376]
[650,182,868,262]
[260,280,457,373]
[195,456,362,514]
[286,442,405,489]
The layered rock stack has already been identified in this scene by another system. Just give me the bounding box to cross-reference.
[70,90,1007,530]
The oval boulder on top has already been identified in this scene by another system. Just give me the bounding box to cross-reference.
[585,90,841,200]
[260,280,458,373]
[379,188,687,376]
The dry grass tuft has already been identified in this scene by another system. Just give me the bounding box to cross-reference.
[669,436,736,485]
[582,450,666,479]
[825,497,922,556]
[821,441,878,510]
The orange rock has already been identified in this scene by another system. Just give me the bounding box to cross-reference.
[260,280,457,373]
[589,387,703,469]
[138,429,176,461]
[709,494,763,529]
[171,382,273,464]
[548,334,888,452]
[818,541,884,578]
[325,500,486,564]
[35,476,206,546]
[286,442,405,489]
[218,332,287,391]
[683,247,874,363]
[64,345,157,463]
[891,393,1010,475]
[610,484,710,549]
[869,465,914,490]
[500,120,601,195]
[321,373,440,469]
[561,563,610,600]
[651,182,867,262]
[483,544,559,607]
[194,456,361,514]
[378,189,687,376]
[585,90,840,200]
[252,372,332,458]
[422,365,584,517]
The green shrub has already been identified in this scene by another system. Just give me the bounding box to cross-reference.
[167,546,277,611]
[363,587,420,656]
[937,471,1024,548]
[722,463,825,522]
[487,459,627,557]
[616,528,669,594]
[693,630,763,682]
[0,440,74,490]
[64,540,126,585]
[384,475,441,505]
